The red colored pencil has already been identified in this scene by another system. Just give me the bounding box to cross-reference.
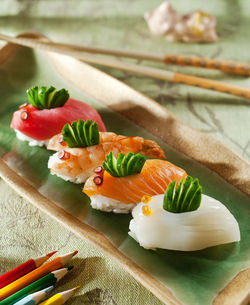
[0,251,57,289]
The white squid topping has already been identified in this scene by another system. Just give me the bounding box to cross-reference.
[129,194,240,251]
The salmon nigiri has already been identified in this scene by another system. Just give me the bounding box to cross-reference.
[83,152,187,213]
[48,120,166,184]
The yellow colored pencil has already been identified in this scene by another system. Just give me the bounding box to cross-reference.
[39,286,80,305]
[0,251,78,301]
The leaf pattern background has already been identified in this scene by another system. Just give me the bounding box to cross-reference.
[0,180,162,304]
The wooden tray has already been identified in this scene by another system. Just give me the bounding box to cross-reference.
[0,32,249,305]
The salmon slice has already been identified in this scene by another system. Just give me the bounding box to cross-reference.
[83,159,187,203]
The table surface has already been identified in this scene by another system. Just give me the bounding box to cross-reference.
[0,1,249,304]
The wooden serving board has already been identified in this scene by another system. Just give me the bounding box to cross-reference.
[0,32,249,305]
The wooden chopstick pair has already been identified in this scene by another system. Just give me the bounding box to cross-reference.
[0,33,250,100]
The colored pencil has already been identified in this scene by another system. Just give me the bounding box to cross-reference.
[0,267,73,305]
[13,286,53,305]
[0,251,57,289]
[0,251,78,301]
[39,286,80,305]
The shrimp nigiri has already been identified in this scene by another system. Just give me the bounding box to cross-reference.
[48,130,166,184]
[83,153,187,213]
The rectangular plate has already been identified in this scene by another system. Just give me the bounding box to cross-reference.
[0,33,249,305]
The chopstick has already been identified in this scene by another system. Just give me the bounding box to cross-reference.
[1,33,249,77]
[1,33,250,100]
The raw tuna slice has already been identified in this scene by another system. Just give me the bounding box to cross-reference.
[11,98,106,141]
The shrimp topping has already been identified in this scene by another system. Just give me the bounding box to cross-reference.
[48,131,166,184]
[48,132,166,159]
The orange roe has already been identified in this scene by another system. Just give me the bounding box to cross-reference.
[142,205,152,216]
[141,195,151,203]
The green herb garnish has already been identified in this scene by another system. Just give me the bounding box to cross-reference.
[102,152,146,177]
[26,86,69,109]
[62,119,99,148]
[163,176,202,213]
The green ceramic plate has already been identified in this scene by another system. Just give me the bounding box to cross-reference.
[0,43,249,305]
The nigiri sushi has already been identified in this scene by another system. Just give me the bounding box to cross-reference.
[129,177,240,251]
[10,86,106,147]
[48,120,166,184]
[83,152,186,213]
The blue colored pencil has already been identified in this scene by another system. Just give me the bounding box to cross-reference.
[13,286,53,305]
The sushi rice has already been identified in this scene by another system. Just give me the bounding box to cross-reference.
[15,129,50,147]
[90,195,136,214]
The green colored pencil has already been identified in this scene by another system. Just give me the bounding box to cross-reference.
[0,267,73,305]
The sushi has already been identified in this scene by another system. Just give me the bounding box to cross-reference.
[129,177,240,251]
[10,86,106,147]
[47,120,166,184]
[83,152,186,213]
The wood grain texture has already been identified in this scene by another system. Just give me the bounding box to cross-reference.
[0,32,249,305]
[163,54,250,76]
[213,268,250,305]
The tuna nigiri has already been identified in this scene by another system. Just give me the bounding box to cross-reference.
[10,86,106,147]
[47,120,166,184]
[129,177,240,251]
[83,152,186,213]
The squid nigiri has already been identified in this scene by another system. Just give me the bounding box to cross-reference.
[10,86,106,147]
[83,152,186,213]
[48,120,166,184]
[129,177,240,251]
